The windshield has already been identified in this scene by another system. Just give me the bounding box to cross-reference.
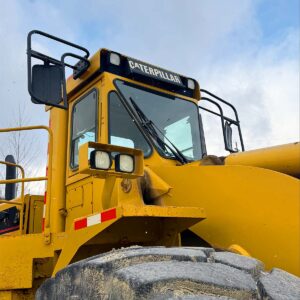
[113,80,203,161]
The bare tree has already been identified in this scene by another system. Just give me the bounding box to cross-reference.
[0,104,45,197]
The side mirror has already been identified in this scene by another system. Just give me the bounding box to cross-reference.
[224,121,234,152]
[30,64,66,108]
[27,30,91,110]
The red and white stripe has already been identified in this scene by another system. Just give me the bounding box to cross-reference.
[74,208,117,231]
[42,190,47,231]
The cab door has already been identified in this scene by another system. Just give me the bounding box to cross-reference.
[65,88,99,229]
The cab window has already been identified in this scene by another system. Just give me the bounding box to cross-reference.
[108,92,152,156]
[71,90,98,168]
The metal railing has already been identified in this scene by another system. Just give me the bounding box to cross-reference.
[0,125,53,237]
[199,89,245,152]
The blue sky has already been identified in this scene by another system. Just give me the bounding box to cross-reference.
[0,0,299,162]
[256,0,299,41]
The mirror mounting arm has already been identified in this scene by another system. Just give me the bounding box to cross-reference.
[61,53,90,80]
[199,97,234,152]
[27,30,90,110]
[199,89,245,153]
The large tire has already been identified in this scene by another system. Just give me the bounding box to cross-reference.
[36,246,300,300]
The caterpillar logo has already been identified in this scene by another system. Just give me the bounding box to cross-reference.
[128,58,184,87]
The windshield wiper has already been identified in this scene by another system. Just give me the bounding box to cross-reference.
[129,97,189,164]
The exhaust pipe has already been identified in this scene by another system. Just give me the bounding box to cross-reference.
[5,155,17,200]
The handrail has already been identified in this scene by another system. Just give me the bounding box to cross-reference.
[199,106,239,125]
[199,89,245,151]
[0,199,22,206]
[200,97,229,152]
[200,89,240,118]
[0,125,53,237]
[0,177,47,184]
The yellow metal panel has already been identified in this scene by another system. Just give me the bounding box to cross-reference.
[122,204,205,219]
[67,186,83,209]
[65,180,94,230]
[28,196,44,234]
[225,142,300,178]
[0,233,65,289]
[0,291,13,300]
[92,178,105,213]
[48,108,68,233]
[152,164,300,276]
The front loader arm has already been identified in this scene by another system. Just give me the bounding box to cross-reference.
[152,164,300,276]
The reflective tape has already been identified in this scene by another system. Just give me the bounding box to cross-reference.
[74,208,117,231]
[42,191,47,232]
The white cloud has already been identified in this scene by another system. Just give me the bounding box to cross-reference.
[0,0,298,170]
[84,0,257,74]
[199,28,299,153]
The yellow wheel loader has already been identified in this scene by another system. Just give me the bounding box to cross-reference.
[0,30,299,299]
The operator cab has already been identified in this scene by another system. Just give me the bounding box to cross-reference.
[68,50,206,165]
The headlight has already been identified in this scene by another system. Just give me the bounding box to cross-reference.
[90,150,112,170]
[187,79,195,90]
[115,154,135,173]
[109,52,121,66]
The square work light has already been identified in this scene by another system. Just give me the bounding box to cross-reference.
[109,52,121,66]
[90,150,112,170]
[115,154,135,173]
[187,79,195,90]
